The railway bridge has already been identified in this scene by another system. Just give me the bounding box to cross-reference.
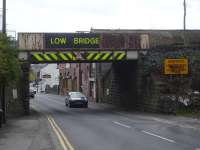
[17,30,200,114]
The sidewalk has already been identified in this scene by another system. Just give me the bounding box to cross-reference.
[0,110,56,150]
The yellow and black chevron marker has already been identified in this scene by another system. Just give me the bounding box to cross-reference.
[85,52,126,61]
[31,52,77,62]
[30,51,126,63]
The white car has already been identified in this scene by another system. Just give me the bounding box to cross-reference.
[65,92,88,108]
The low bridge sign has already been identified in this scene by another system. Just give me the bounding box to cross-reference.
[44,33,100,49]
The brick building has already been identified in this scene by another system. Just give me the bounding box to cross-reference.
[58,63,96,101]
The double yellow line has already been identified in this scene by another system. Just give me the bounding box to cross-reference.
[47,115,74,150]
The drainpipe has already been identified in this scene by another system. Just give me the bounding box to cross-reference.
[183,0,187,46]
[93,63,97,102]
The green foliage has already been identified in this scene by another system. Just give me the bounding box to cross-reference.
[0,33,20,84]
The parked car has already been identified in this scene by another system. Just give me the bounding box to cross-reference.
[29,87,36,98]
[65,92,88,108]
[29,89,36,98]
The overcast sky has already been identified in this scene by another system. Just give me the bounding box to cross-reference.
[0,0,200,33]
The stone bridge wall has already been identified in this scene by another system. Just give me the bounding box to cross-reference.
[97,48,200,113]
[137,49,200,113]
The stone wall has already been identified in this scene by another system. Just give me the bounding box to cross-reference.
[96,63,113,103]
[97,48,200,113]
[97,61,138,109]
[137,48,200,113]
[6,86,24,117]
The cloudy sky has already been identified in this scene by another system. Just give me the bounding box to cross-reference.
[0,0,200,33]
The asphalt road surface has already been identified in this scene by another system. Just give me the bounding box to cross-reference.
[31,93,200,150]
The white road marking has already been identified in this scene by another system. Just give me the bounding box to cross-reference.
[113,121,131,129]
[196,148,200,150]
[142,130,175,143]
[116,112,200,131]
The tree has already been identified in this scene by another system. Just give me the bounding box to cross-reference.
[0,33,20,123]
[0,33,20,84]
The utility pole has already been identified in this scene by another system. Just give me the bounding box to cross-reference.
[183,0,186,30]
[183,0,187,47]
[2,0,6,33]
[0,0,6,124]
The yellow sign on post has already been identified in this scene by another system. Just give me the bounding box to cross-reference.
[164,59,188,75]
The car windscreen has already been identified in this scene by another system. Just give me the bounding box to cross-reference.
[70,93,84,98]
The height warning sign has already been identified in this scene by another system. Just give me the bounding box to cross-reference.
[164,59,188,75]
[44,33,100,49]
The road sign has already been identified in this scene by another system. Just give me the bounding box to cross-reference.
[42,74,51,78]
[164,59,188,75]
[44,33,100,49]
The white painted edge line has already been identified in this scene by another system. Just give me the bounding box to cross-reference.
[142,130,175,143]
[196,148,200,150]
[113,121,131,129]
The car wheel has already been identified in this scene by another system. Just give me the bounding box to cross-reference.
[84,104,88,108]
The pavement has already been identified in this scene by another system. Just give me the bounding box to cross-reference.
[0,93,200,150]
[0,109,58,150]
